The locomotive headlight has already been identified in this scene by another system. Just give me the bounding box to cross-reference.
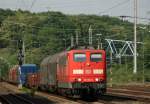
[78,78,81,82]
[95,78,99,81]
[93,69,103,74]
[73,69,83,74]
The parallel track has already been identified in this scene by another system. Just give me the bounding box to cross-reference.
[1,82,150,104]
[0,95,12,104]
[108,88,150,103]
[0,94,35,104]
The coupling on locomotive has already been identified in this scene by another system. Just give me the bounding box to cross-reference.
[8,48,106,98]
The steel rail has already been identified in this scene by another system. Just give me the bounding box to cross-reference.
[0,95,13,104]
[9,94,35,104]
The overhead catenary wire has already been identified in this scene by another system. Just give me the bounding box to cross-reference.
[16,0,20,10]
[119,15,150,21]
[30,0,37,10]
[99,0,130,14]
[2,20,146,31]
[21,0,28,10]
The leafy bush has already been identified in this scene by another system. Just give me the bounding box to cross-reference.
[107,64,150,86]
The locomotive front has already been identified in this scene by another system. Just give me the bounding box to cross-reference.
[65,49,106,97]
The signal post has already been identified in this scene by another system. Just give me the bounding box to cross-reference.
[17,40,24,89]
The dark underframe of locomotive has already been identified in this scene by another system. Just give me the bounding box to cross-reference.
[56,82,106,98]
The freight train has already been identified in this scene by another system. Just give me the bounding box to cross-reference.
[8,64,38,85]
[8,48,106,98]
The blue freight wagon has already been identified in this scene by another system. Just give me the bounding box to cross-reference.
[20,64,38,85]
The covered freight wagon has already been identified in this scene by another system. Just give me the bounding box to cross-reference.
[8,65,19,84]
[20,64,38,85]
[39,53,59,91]
[27,73,40,88]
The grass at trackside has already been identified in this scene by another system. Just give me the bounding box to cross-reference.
[107,65,150,87]
[20,87,31,93]
[20,87,36,96]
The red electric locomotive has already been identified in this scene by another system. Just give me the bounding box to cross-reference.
[40,48,106,97]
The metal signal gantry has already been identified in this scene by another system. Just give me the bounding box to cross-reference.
[105,39,143,57]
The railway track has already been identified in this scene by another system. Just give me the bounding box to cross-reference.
[112,84,150,92]
[0,93,34,104]
[0,83,54,104]
[108,87,150,103]
[1,82,150,104]
[74,85,150,104]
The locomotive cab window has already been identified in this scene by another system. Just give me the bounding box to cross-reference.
[74,53,86,62]
[90,53,102,62]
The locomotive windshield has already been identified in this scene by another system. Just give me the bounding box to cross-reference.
[90,53,102,62]
[74,53,86,62]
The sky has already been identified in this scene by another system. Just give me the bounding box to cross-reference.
[0,0,149,23]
